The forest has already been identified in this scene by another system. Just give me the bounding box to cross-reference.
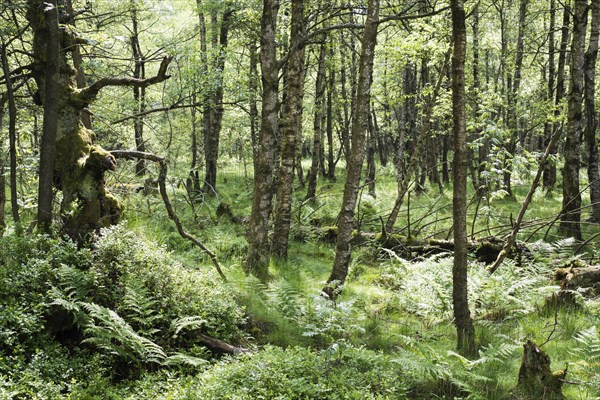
[1,0,600,398]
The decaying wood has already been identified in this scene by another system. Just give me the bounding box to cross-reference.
[197,332,249,355]
[513,340,566,399]
[319,227,532,264]
[554,262,600,290]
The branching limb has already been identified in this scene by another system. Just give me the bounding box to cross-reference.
[76,56,172,107]
[110,150,228,283]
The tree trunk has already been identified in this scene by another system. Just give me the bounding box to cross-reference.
[65,0,91,130]
[544,0,570,191]
[559,0,587,240]
[0,99,6,236]
[306,42,326,202]
[203,10,232,195]
[249,42,259,160]
[0,43,19,225]
[131,5,146,176]
[326,46,336,180]
[188,96,201,195]
[542,0,556,189]
[35,0,59,232]
[585,0,600,223]
[246,0,280,281]
[323,0,379,300]
[503,0,529,198]
[366,106,376,197]
[451,0,475,355]
[272,0,306,260]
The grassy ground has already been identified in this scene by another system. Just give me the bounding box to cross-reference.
[102,159,600,399]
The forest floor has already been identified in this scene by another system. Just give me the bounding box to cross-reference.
[1,160,599,399]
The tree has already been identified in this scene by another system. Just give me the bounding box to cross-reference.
[585,0,600,223]
[450,0,475,355]
[324,0,380,300]
[27,0,172,238]
[272,0,307,260]
[246,0,280,280]
[559,0,587,240]
[36,0,59,232]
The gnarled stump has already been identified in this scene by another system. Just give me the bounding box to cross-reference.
[514,340,566,399]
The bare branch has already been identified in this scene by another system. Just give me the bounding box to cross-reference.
[76,56,172,106]
[110,150,228,283]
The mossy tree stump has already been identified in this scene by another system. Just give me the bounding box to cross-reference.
[513,340,566,399]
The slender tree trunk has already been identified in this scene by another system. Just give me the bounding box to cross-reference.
[471,4,487,195]
[559,0,587,240]
[306,42,326,202]
[366,107,376,197]
[542,0,556,188]
[249,42,259,160]
[36,0,59,232]
[339,35,351,162]
[246,0,280,281]
[386,51,450,232]
[504,0,529,198]
[544,0,570,191]
[324,0,379,300]
[585,0,600,223]
[272,0,306,260]
[451,0,475,355]
[1,43,19,224]
[131,5,146,176]
[326,47,336,180]
[203,10,232,195]
[189,96,201,195]
[0,101,6,236]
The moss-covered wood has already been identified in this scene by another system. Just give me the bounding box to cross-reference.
[512,340,566,399]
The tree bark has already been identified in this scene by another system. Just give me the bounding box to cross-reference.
[323,0,379,300]
[35,0,59,232]
[559,0,587,240]
[503,0,529,198]
[451,0,475,355]
[272,0,306,260]
[306,42,326,202]
[0,97,6,236]
[246,0,280,281]
[585,0,600,223]
[203,10,232,195]
[131,4,146,176]
[544,0,570,191]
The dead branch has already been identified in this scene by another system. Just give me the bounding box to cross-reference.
[110,150,227,282]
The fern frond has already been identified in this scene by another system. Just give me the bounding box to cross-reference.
[171,316,207,338]
[163,352,209,367]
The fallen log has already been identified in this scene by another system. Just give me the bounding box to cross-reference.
[198,332,250,355]
[318,227,532,265]
[554,262,600,291]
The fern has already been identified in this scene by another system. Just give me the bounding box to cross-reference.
[55,264,94,300]
[171,316,206,338]
[570,326,600,391]
[120,283,161,337]
[81,302,167,366]
[267,280,302,321]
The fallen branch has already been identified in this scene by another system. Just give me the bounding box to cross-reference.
[111,150,227,282]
